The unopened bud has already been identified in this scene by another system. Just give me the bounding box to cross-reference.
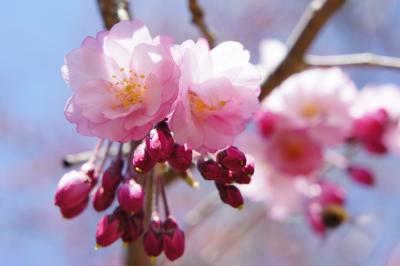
[216,146,246,172]
[132,143,156,174]
[122,212,144,243]
[168,144,192,172]
[347,166,375,186]
[163,216,185,261]
[93,186,115,212]
[143,215,164,257]
[146,122,175,162]
[216,183,244,209]
[102,158,124,192]
[96,211,125,247]
[197,159,228,181]
[117,180,144,214]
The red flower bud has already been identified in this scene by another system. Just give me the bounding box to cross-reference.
[352,108,389,142]
[96,212,125,247]
[197,159,228,181]
[143,215,164,257]
[256,111,279,138]
[310,181,346,206]
[101,158,124,192]
[122,213,144,243]
[54,170,92,217]
[132,143,156,174]
[163,216,185,261]
[216,183,244,209]
[146,122,175,162]
[230,156,255,184]
[168,144,193,172]
[93,186,115,212]
[117,180,144,214]
[364,139,388,155]
[216,146,246,172]
[347,166,375,186]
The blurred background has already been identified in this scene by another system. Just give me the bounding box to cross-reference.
[1,0,400,265]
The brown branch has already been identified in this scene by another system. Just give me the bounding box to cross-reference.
[305,53,400,70]
[97,0,132,30]
[188,0,216,48]
[259,0,346,101]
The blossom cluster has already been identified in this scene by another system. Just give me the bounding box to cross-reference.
[55,19,259,261]
[244,49,400,235]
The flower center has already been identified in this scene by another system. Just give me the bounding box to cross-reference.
[108,68,147,110]
[301,102,319,118]
[284,140,303,159]
[188,90,227,114]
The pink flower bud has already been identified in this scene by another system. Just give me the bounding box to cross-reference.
[132,143,156,174]
[352,109,389,142]
[310,181,346,206]
[102,158,124,192]
[143,215,163,257]
[54,170,92,215]
[163,216,185,261]
[168,144,193,172]
[117,180,144,214]
[93,186,115,212]
[96,212,125,247]
[216,183,244,209]
[216,146,246,172]
[364,139,388,155]
[146,122,175,162]
[60,199,88,219]
[347,166,375,186]
[122,212,144,243]
[197,159,228,181]
[256,111,279,138]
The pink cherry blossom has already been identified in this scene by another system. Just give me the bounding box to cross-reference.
[63,20,180,142]
[264,67,357,145]
[256,39,287,79]
[266,128,323,176]
[168,39,261,153]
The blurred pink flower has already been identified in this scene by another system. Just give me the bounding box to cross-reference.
[169,39,261,153]
[266,128,323,176]
[264,68,357,145]
[63,20,180,142]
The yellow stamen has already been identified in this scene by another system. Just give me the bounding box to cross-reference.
[301,102,319,118]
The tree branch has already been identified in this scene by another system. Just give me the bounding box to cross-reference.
[97,0,132,30]
[188,0,216,48]
[259,0,345,101]
[305,53,400,70]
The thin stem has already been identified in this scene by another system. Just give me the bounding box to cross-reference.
[95,141,113,176]
[305,53,400,70]
[117,143,124,160]
[88,139,105,165]
[126,142,135,178]
[155,173,161,214]
[160,176,170,217]
[188,0,216,48]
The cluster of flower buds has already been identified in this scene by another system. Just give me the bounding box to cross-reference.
[96,208,144,248]
[198,146,255,209]
[305,181,347,236]
[350,108,391,154]
[133,121,193,175]
[143,214,185,261]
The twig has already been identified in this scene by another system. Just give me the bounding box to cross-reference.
[305,53,400,70]
[188,0,216,48]
[97,0,132,30]
[259,0,345,101]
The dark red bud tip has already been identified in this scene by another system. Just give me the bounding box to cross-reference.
[96,213,125,247]
[168,144,193,172]
[216,146,247,172]
[146,122,175,162]
[101,158,124,192]
[143,216,164,257]
[132,143,156,174]
[256,110,279,138]
[364,139,388,155]
[347,166,375,186]
[163,217,185,261]
[216,183,244,209]
[197,159,228,181]
[117,180,144,214]
[93,186,115,212]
